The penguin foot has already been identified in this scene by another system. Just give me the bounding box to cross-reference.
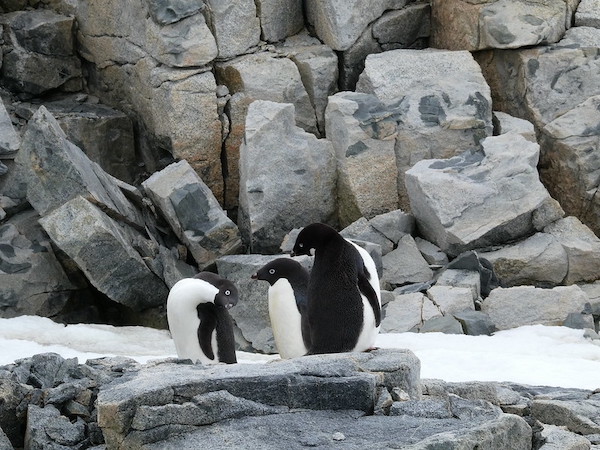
[364,346,379,352]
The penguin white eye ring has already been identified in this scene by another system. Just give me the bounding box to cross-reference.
[225,289,231,296]
[269,268,276,275]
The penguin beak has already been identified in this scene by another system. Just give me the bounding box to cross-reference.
[251,273,258,280]
[225,303,234,310]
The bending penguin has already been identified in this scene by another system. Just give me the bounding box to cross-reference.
[167,272,238,364]
[291,223,381,354]
[252,258,310,359]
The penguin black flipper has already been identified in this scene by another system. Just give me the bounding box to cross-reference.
[215,307,237,364]
[196,303,217,362]
[357,263,381,327]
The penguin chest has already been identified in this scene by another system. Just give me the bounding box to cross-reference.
[268,279,306,359]
[168,307,218,365]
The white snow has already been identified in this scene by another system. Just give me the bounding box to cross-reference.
[1,316,599,390]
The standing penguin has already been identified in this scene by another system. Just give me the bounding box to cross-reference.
[167,272,238,364]
[251,258,310,359]
[291,223,381,354]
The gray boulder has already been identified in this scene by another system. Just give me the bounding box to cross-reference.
[341,217,395,256]
[24,404,86,449]
[431,0,576,51]
[540,424,593,450]
[406,133,554,257]
[417,315,465,334]
[493,111,536,143]
[0,427,11,450]
[0,98,19,155]
[216,52,318,134]
[435,269,482,301]
[0,10,82,95]
[426,286,475,316]
[415,237,449,266]
[39,196,169,310]
[532,398,600,435]
[326,92,399,227]
[452,310,497,336]
[357,48,493,210]
[142,160,242,270]
[238,101,336,253]
[381,235,434,288]
[147,0,204,25]
[256,0,303,43]
[203,0,261,59]
[481,285,591,330]
[381,292,440,333]
[576,0,600,27]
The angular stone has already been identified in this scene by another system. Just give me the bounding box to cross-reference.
[216,52,317,134]
[204,0,261,59]
[493,111,536,143]
[532,399,600,435]
[416,237,449,266]
[418,315,465,334]
[539,96,600,237]
[142,160,241,269]
[452,310,497,336]
[540,424,593,450]
[305,0,412,51]
[372,3,431,48]
[436,269,482,301]
[147,0,204,25]
[238,101,336,253]
[382,235,434,288]
[576,0,600,27]
[39,196,168,310]
[341,217,394,255]
[381,292,440,333]
[25,404,86,449]
[545,217,600,284]
[479,233,568,287]
[481,285,591,330]
[405,134,552,257]
[357,49,493,209]
[432,0,573,51]
[16,106,144,226]
[427,286,475,315]
[0,99,19,155]
[257,0,303,43]
[0,378,29,448]
[338,23,382,91]
[326,92,399,227]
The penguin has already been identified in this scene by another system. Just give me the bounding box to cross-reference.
[251,258,310,359]
[291,223,381,354]
[167,272,238,364]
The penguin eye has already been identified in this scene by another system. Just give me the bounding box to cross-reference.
[224,290,231,296]
[269,268,275,275]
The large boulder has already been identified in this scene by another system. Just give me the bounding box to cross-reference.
[142,160,242,270]
[481,285,590,330]
[405,133,557,257]
[431,0,577,51]
[0,9,82,95]
[357,48,493,209]
[238,101,336,253]
[575,0,600,27]
[325,92,399,227]
[256,0,303,43]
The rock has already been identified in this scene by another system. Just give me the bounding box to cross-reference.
[337,22,382,91]
[0,210,77,319]
[493,111,537,143]
[381,235,434,288]
[539,95,600,236]
[350,239,383,278]
[204,0,261,59]
[39,196,169,310]
[417,315,465,334]
[372,2,431,49]
[97,350,421,448]
[370,209,416,245]
[0,10,82,95]
[563,312,595,330]
[452,310,497,336]
[435,269,482,301]
[426,286,475,315]
[0,99,19,155]
[416,237,449,266]
[406,134,553,257]
[532,398,600,435]
[238,101,336,253]
[481,285,591,330]
[479,233,569,287]
[0,427,12,450]
[325,92,399,227]
[278,32,339,134]
[381,292,440,333]
[216,52,318,134]
[540,424,592,450]
[0,378,29,448]
[576,0,600,27]
[305,0,412,51]
[37,97,136,183]
[340,217,394,255]
[256,0,303,43]
[216,254,312,353]
[357,48,493,210]
[147,0,204,25]
[142,160,242,269]
[544,217,600,284]
[431,0,574,51]
[16,106,144,227]
[24,404,86,449]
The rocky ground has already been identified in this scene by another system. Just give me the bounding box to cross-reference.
[1,0,600,448]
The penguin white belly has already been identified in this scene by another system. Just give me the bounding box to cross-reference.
[167,278,220,365]
[349,242,382,352]
[268,278,306,359]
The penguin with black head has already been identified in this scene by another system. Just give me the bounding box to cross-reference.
[167,272,238,364]
[252,258,311,359]
[291,223,381,354]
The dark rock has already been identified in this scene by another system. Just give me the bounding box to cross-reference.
[453,309,497,336]
[24,404,86,449]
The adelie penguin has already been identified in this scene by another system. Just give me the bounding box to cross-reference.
[252,258,311,359]
[167,272,238,364]
[291,223,381,354]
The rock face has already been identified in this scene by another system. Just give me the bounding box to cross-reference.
[238,100,336,253]
[357,48,493,210]
[405,133,556,257]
